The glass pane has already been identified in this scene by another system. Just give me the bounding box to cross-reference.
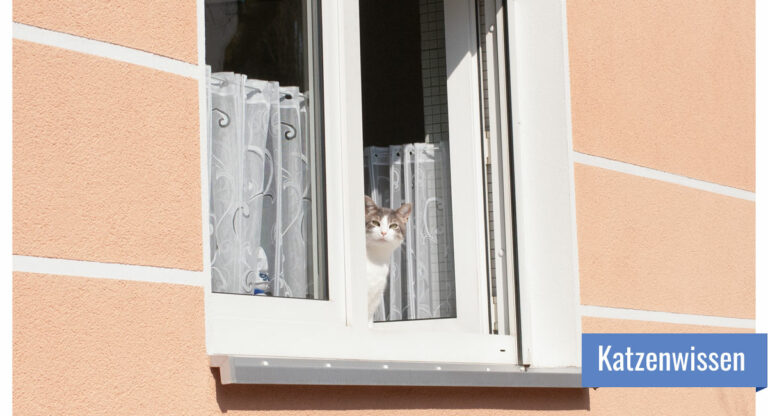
[360,0,456,321]
[205,0,327,300]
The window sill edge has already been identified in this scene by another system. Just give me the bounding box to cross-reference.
[211,355,582,388]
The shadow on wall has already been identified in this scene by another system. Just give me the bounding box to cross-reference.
[211,368,590,412]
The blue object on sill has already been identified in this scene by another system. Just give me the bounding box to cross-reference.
[253,272,272,296]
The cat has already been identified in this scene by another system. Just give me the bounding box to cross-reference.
[364,195,412,323]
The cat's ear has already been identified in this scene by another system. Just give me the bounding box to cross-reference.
[395,203,412,221]
[364,195,378,214]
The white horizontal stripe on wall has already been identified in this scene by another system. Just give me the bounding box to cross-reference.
[582,304,755,330]
[573,151,756,202]
[13,22,200,79]
[13,255,205,287]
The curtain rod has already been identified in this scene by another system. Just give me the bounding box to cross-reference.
[208,75,295,100]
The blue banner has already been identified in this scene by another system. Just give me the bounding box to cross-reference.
[582,333,767,390]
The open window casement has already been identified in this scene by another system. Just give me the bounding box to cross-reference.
[203,0,580,386]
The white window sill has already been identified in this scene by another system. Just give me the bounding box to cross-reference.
[211,355,582,387]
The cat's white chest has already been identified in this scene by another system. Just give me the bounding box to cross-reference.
[366,260,389,292]
[366,255,390,320]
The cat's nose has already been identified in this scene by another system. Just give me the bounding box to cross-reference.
[380,231,387,236]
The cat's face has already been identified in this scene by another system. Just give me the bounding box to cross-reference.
[364,196,411,247]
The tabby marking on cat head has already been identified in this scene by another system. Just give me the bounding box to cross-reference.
[364,195,412,246]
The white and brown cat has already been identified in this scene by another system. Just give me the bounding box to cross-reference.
[364,196,412,323]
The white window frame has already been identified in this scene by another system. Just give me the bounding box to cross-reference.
[202,0,581,384]
[503,0,582,368]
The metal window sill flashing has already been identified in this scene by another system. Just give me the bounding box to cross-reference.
[211,355,582,387]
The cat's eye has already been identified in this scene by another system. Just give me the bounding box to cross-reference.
[389,223,398,230]
[371,220,380,227]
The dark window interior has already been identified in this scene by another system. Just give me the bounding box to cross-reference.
[208,0,429,148]
[359,0,425,147]
[206,0,310,90]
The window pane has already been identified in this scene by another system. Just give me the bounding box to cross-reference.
[360,0,456,321]
[206,0,327,300]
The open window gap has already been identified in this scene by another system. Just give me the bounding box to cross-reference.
[360,0,457,323]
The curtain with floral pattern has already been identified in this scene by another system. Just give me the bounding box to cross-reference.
[208,71,313,298]
[364,143,456,321]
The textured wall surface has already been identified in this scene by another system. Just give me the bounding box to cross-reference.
[13,0,198,63]
[568,0,755,191]
[13,272,754,416]
[568,1,755,414]
[576,163,754,318]
[12,0,756,414]
[13,40,202,270]
[13,273,218,415]
[582,316,753,335]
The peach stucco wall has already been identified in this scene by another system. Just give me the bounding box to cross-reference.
[12,0,755,414]
[568,0,755,191]
[13,0,198,63]
[13,272,754,416]
[575,163,755,319]
[567,0,756,412]
[13,40,202,270]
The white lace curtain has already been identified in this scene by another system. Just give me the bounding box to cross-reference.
[364,143,456,321]
[208,72,314,298]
